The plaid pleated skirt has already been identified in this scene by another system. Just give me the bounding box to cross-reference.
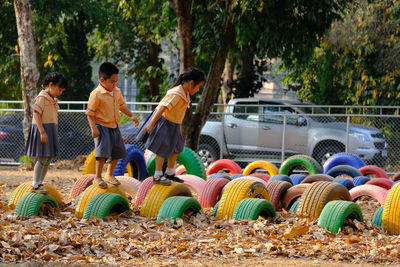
[26,123,59,157]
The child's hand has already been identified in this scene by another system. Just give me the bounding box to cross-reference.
[92,127,100,138]
[40,132,48,143]
[131,116,139,127]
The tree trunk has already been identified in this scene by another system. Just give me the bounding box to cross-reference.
[148,41,160,99]
[222,56,234,104]
[14,0,39,145]
[185,11,235,151]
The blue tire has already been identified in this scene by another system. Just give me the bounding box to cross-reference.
[230,174,245,180]
[332,178,354,190]
[323,152,366,174]
[289,174,307,185]
[113,144,148,180]
[326,164,362,178]
[352,176,370,186]
[269,174,292,185]
[208,173,231,180]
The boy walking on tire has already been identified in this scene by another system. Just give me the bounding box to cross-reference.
[86,62,139,189]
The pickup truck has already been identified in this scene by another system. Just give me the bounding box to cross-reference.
[198,98,388,167]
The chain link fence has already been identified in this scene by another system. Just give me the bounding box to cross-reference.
[0,101,399,174]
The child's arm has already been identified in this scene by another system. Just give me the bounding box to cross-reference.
[145,106,165,133]
[87,115,99,138]
[33,110,48,143]
[120,106,139,126]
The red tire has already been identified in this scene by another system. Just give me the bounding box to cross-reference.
[69,174,95,199]
[265,181,292,210]
[301,174,334,184]
[116,176,142,199]
[249,173,270,182]
[392,171,400,182]
[365,178,393,190]
[198,178,229,208]
[359,165,388,179]
[349,184,388,206]
[134,177,155,206]
[178,175,207,195]
[282,184,310,210]
[206,159,242,176]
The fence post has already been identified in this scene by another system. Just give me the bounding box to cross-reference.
[345,115,350,152]
[281,114,287,164]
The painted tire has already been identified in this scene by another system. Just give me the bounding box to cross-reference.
[14,192,59,217]
[74,193,82,206]
[279,155,321,176]
[176,165,187,175]
[392,171,400,182]
[232,198,275,220]
[242,160,278,176]
[146,147,206,179]
[297,181,351,219]
[178,174,207,195]
[269,174,292,185]
[318,200,363,234]
[332,178,354,190]
[358,165,388,179]
[349,184,388,206]
[353,176,370,186]
[264,181,292,210]
[282,184,310,210]
[113,144,147,181]
[372,206,383,227]
[249,173,270,182]
[289,199,299,213]
[221,176,269,196]
[8,181,64,208]
[198,178,229,208]
[382,183,400,234]
[206,159,242,176]
[82,192,130,220]
[208,173,231,180]
[69,174,95,199]
[289,174,307,185]
[365,178,393,190]
[83,149,133,177]
[231,174,246,179]
[300,174,334,184]
[326,165,363,178]
[322,152,366,174]
[75,184,127,218]
[115,176,142,199]
[134,177,155,206]
[211,201,219,217]
[140,183,192,218]
[156,196,201,223]
[216,179,270,219]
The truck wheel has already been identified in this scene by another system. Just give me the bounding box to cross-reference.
[198,144,218,168]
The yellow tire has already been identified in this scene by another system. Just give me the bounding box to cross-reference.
[140,183,192,218]
[75,184,127,218]
[382,183,400,235]
[8,181,64,208]
[216,179,271,219]
[82,149,132,176]
[297,181,351,220]
[242,160,278,176]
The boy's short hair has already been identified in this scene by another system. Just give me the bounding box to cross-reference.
[99,62,119,80]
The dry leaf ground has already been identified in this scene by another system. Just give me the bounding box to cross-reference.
[1,164,400,266]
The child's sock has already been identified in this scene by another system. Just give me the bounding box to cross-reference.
[32,181,41,187]
[165,168,175,176]
[154,170,163,177]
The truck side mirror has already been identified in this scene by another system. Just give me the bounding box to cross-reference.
[297,116,307,126]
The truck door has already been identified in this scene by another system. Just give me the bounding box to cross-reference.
[224,102,260,153]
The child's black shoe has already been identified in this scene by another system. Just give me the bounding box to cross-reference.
[163,173,184,183]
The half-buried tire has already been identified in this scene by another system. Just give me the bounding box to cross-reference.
[82,192,130,220]
[232,198,275,220]
[14,192,59,217]
[156,196,201,223]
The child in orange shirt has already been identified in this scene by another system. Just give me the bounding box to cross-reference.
[26,72,67,193]
[136,67,205,185]
[86,62,139,189]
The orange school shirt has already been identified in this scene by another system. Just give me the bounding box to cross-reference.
[158,85,190,124]
[32,90,59,125]
[86,84,127,128]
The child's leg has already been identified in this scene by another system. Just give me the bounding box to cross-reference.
[38,157,53,183]
[104,159,120,185]
[154,154,170,185]
[94,157,107,188]
[31,157,50,193]
[164,152,183,183]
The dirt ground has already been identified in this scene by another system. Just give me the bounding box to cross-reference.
[1,164,400,266]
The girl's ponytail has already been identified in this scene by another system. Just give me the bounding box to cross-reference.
[172,67,205,87]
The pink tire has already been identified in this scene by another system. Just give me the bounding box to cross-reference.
[198,178,229,208]
[359,165,388,179]
[365,178,393,190]
[221,176,269,196]
[206,159,242,176]
[116,176,142,199]
[249,173,270,182]
[178,174,206,195]
[176,165,187,175]
[144,149,153,163]
[69,174,95,199]
[264,181,292,210]
[349,184,388,206]
[301,174,334,184]
[392,171,400,182]
[282,184,310,210]
[134,177,155,206]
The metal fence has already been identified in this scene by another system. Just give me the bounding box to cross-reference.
[0,101,399,174]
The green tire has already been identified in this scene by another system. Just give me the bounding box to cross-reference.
[232,198,276,220]
[156,196,202,223]
[74,193,82,206]
[211,201,220,217]
[82,193,130,220]
[318,200,363,234]
[14,192,59,217]
[279,154,322,175]
[289,199,299,213]
[372,206,383,227]
[147,147,206,180]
